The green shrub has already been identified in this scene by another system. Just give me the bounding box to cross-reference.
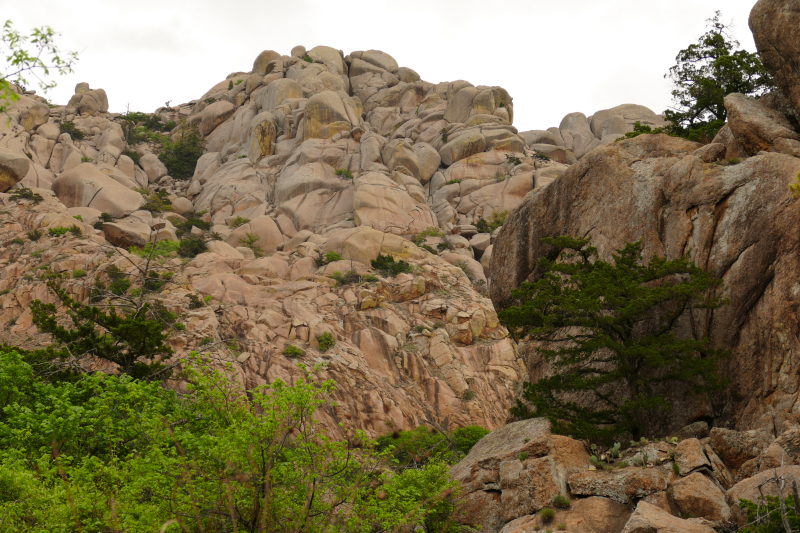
[323,251,343,264]
[73,215,83,221]
[533,150,551,162]
[48,226,70,237]
[441,128,448,144]
[371,253,413,277]
[363,274,379,282]
[462,389,476,401]
[317,331,336,352]
[130,240,181,258]
[328,270,363,286]
[475,210,508,234]
[672,461,680,475]
[446,179,461,185]
[0,289,10,296]
[26,229,43,241]
[158,122,205,180]
[99,212,114,222]
[557,524,566,531]
[553,495,571,509]
[335,168,353,179]
[80,156,93,163]
[178,235,207,258]
[186,294,205,309]
[235,79,244,85]
[68,224,82,237]
[59,121,84,140]
[452,425,490,454]
[619,460,629,468]
[540,508,555,523]
[174,322,185,331]
[135,188,172,214]
[72,269,86,278]
[10,238,24,245]
[238,232,262,257]
[199,336,213,346]
[412,227,445,246]
[93,221,104,230]
[620,121,668,140]
[303,54,313,62]
[10,187,43,204]
[229,216,250,228]
[283,345,305,358]
[505,154,522,166]
[169,213,211,234]
[228,80,233,90]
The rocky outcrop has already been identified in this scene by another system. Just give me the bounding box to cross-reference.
[750,0,800,121]
[491,128,800,434]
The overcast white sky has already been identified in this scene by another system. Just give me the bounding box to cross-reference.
[5,0,759,131]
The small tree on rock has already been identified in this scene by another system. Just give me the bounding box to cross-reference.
[498,236,730,443]
[665,11,775,142]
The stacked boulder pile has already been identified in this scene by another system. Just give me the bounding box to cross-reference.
[453,418,800,533]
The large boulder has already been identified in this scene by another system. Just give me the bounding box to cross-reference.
[709,427,772,470]
[225,215,283,254]
[620,501,716,533]
[190,101,236,136]
[750,0,800,119]
[303,91,360,140]
[0,148,31,192]
[567,468,668,504]
[252,50,281,75]
[20,103,49,132]
[669,472,732,527]
[490,132,800,433]
[65,83,108,116]
[259,78,304,114]
[52,163,145,217]
[725,92,800,156]
[246,112,277,162]
[439,132,486,166]
[727,466,800,526]
[139,154,168,183]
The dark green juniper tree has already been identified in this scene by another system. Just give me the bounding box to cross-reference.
[498,237,730,443]
[665,11,775,143]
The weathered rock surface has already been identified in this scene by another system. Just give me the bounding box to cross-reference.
[621,501,716,533]
[491,131,800,434]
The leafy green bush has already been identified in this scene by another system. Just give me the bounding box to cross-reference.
[317,331,336,352]
[0,350,460,531]
[59,121,84,140]
[10,187,43,204]
[376,425,489,467]
[413,227,445,246]
[505,154,522,166]
[229,216,251,228]
[169,213,211,234]
[48,226,70,237]
[178,235,207,258]
[130,239,181,258]
[533,150,551,162]
[371,253,413,277]
[135,187,173,214]
[80,156,93,163]
[738,495,800,532]
[452,425,490,455]
[329,270,363,286]
[553,495,571,509]
[620,121,668,140]
[99,212,114,222]
[239,232,263,257]
[10,238,23,245]
[336,168,353,179]
[186,293,205,309]
[323,250,343,264]
[26,229,43,241]
[441,128,448,144]
[283,344,305,357]
[72,269,85,278]
[540,508,555,523]
[475,210,508,234]
[158,122,205,180]
[303,54,314,62]
[446,179,461,185]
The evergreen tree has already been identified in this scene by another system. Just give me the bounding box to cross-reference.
[665,11,775,143]
[498,236,730,443]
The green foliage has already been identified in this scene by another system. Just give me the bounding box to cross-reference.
[121,149,140,165]
[303,54,313,62]
[80,156,92,162]
[672,461,680,474]
[47,225,70,237]
[500,237,730,443]
[228,79,233,90]
[0,351,460,531]
[10,237,23,245]
[169,212,210,234]
[129,239,181,258]
[371,253,413,277]
[99,211,113,222]
[178,235,207,258]
[620,121,668,140]
[505,153,522,166]
[363,274,379,282]
[239,232,263,257]
[446,179,461,185]
[135,187,172,214]
[186,293,205,309]
[73,214,82,221]
[557,524,566,531]
[317,331,336,352]
[9,187,43,204]
[158,121,205,180]
[236,79,244,85]
[738,495,800,532]
[72,268,85,278]
[462,389,476,401]
[229,215,251,228]
[790,173,800,199]
[329,270,364,286]
[336,168,354,179]
[475,210,508,234]
[533,150,551,162]
[441,128,448,144]
[376,425,489,467]
[28,268,174,380]
[0,20,78,113]
[664,11,776,143]
[540,508,556,523]
[68,223,81,236]
[323,250,343,264]
[553,495,571,509]
[283,344,305,357]
[58,120,84,140]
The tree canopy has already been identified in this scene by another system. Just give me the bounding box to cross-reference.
[498,237,730,443]
[664,11,775,142]
[0,19,78,112]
